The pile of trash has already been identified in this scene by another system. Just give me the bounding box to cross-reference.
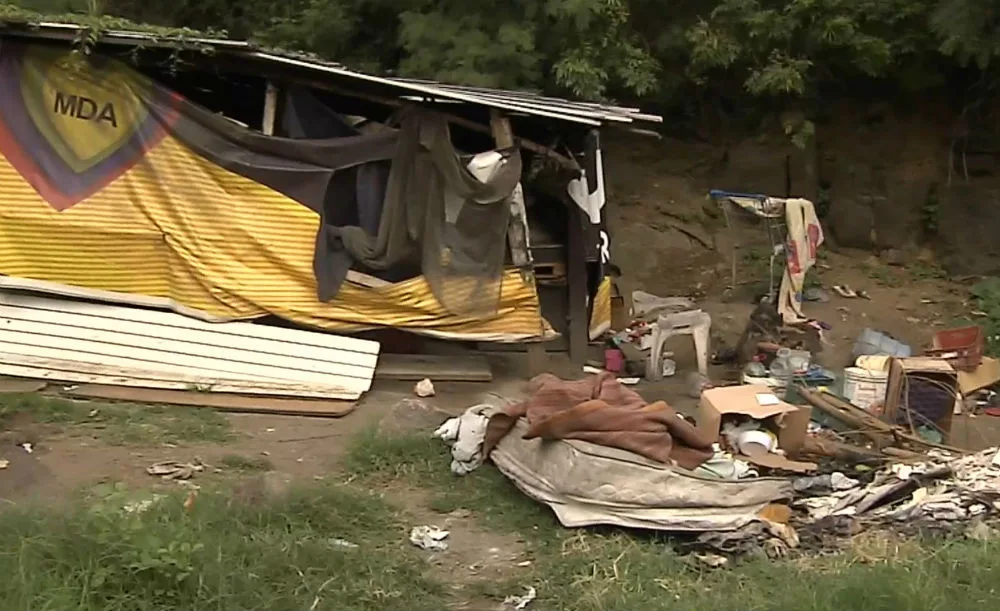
[795,448,1000,525]
[432,283,1000,561]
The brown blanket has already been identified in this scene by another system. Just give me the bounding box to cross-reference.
[484,373,714,470]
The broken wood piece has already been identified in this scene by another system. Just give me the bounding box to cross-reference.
[0,377,46,394]
[800,387,969,455]
[797,388,892,448]
[375,354,492,382]
[854,466,952,515]
[801,437,887,462]
[881,447,930,461]
[61,385,357,418]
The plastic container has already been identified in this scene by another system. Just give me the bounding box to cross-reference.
[769,348,793,398]
[787,349,811,374]
[927,325,984,371]
[736,429,778,455]
[843,366,889,413]
[853,328,912,359]
[604,348,624,373]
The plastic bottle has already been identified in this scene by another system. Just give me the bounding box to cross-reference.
[744,355,767,378]
[769,348,793,397]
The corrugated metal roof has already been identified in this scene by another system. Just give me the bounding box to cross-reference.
[0,21,662,126]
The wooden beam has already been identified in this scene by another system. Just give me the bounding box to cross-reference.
[269,75,576,167]
[490,109,533,272]
[566,200,589,365]
[262,81,279,136]
[489,109,548,376]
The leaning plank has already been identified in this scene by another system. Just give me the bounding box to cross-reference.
[0,357,357,399]
[375,354,493,382]
[0,291,381,400]
[0,306,379,372]
[63,384,357,418]
[0,291,375,356]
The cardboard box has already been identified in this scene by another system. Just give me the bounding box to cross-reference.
[697,385,815,473]
[957,356,1000,395]
[883,357,957,441]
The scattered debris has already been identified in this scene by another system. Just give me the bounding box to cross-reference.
[20,442,32,454]
[794,449,1000,526]
[693,519,799,558]
[693,552,729,569]
[793,472,860,494]
[414,378,436,397]
[832,285,870,300]
[0,459,8,470]
[503,586,537,610]
[122,494,165,514]
[966,520,995,542]
[409,525,449,551]
[435,401,506,475]
[146,459,205,481]
[328,538,359,549]
[582,365,640,384]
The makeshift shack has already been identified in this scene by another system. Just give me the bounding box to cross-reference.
[0,21,662,369]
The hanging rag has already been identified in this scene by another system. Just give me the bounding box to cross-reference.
[778,198,823,324]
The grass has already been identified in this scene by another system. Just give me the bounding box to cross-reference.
[343,430,1000,611]
[219,453,274,472]
[3,420,1000,610]
[0,483,445,610]
[0,392,232,445]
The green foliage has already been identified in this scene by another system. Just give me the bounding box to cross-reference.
[261,0,659,99]
[971,277,1000,356]
[6,0,1000,132]
[685,0,937,101]
[1,483,445,610]
[931,0,1000,69]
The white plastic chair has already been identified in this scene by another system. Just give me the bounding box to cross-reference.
[646,310,712,380]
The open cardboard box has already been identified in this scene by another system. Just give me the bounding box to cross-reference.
[884,357,957,442]
[697,385,816,473]
[957,356,1000,395]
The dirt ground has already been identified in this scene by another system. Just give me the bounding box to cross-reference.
[1,233,998,601]
[2,257,997,597]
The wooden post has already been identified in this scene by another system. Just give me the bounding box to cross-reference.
[489,110,547,376]
[262,81,279,136]
[489,110,533,271]
[566,200,589,365]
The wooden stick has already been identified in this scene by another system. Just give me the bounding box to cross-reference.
[799,387,969,454]
[820,390,967,453]
[801,436,886,461]
[798,388,891,447]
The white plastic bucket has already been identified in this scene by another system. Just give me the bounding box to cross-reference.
[843,367,889,412]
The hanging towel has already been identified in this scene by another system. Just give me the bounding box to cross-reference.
[778,198,824,324]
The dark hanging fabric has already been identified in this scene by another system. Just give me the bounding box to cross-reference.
[328,109,521,314]
[281,86,360,139]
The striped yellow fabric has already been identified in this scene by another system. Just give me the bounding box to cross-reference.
[0,135,551,341]
[589,276,612,339]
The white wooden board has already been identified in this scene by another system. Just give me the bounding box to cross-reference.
[0,291,381,400]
